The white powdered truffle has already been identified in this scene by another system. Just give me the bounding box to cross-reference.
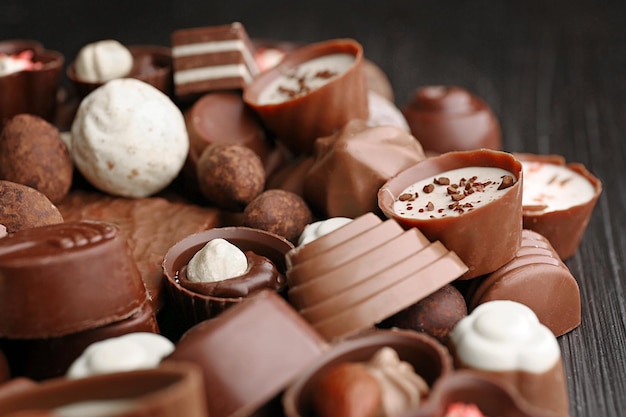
[187,238,248,282]
[74,39,133,83]
[71,78,189,198]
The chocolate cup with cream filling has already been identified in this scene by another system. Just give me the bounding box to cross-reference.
[402,85,502,154]
[0,300,158,381]
[282,328,453,417]
[515,153,602,260]
[0,362,208,417]
[243,38,369,155]
[162,227,294,332]
[165,290,326,417]
[66,45,173,98]
[406,370,560,417]
[0,40,63,125]
[0,220,150,339]
[378,149,523,279]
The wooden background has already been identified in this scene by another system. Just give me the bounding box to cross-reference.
[1,0,625,415]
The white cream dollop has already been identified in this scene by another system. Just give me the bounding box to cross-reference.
[74,39,133,83]
[66,332,175,379]
[186,238,248,282]
[297,217,353,247]
[449,300,561,374]
[71,78,189,198]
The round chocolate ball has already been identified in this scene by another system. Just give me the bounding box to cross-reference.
[0,114,73,204]
[378,284,467,344]
[196,143,265,211]
[0,180,64,233]
[243,189,313,243]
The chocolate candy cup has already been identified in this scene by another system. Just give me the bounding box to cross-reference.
[243,38,369,155]
[166,290,326,417]
[465,229,581,337]
[516,153,602,260]
[282,328,453,417]
[0,40,63,125]
[67,44,173,98]
[162,227,294,331]
[0,220,149,338]
[0,362,208,417]
[402,85,502,154]
[378,149,523,279]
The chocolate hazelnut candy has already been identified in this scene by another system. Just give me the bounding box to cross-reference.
[465,229,581,337]
[402,85,502,154]
[0,180,63,234]
[379,149,523,279]
[0,114,73,204]
[244,39,369,155]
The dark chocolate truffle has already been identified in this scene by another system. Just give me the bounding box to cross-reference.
[196,143,265,211]
[0,114,73,204]
[0,180,63,233]
[243,189,312,243]
[403,85,502,154]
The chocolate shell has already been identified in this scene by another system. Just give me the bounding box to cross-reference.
[303,119,425,218]
[244,38,369,155]
[0,220,149,338]
[378,149,523,279]
[166,290,326,417]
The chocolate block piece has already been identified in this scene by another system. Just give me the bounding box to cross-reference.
[171,22,259,98]
[0,362,208,417]
[465,229,581,336]
[516,153,602,260]
[379,149,523,279]
[0,220,149,339]
[165,290,326,417]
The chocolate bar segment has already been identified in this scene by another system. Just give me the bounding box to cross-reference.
[171,22,259,98]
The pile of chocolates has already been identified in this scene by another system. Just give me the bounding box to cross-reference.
[0,21,603,417]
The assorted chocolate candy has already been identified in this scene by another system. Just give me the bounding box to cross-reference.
[0,20,604,417]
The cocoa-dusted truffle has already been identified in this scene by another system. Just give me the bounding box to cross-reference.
[0,114,73,204]
[243,189,312,243]
[0,180,63,233]
[197,143,265,211]
[378,284,467,344]
[403,85,502,154]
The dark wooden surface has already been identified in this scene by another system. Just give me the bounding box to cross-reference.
[1,0,625,415]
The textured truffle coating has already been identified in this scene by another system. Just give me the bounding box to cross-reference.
[0,114,73,203]
[0,180,63,233]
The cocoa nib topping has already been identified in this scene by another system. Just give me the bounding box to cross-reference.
[275,67,339,100]
[399,192,419,201]
[497,174,515,190]
[423,183,435,193]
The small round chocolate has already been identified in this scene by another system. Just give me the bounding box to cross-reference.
[0,180,63,233]
[378,284,467,344]
[403,85,502,154]
[243,189,313,243]
[0,114,73,204]
[196,144,265,211]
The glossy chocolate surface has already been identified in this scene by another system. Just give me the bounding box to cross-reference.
[379,149,523,279]
[402,86,502,154]
[0,220,148,338]
[303,119,425,218]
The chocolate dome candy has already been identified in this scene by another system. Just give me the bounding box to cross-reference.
[304,119,425,219]
[402,86,502,154]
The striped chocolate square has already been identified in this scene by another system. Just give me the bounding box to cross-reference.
[171,22,259,97]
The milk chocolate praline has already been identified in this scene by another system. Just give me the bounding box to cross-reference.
[378,150,523,279]
[0,114,73,204]
[403,86,502,154]
[244,38,369,155]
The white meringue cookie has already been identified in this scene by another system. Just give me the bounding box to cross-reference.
[74,39,133,83]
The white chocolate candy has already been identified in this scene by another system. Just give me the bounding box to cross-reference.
[393,166,515,219]
[74,39,133,83]
[449,300,561,373]
[297,217,353,247]
[367,90,410,132]
[186,238,248,282]
[66,332,175,379]
[71,78,189,198]
[257,53,355,105]
[522,161,596,213]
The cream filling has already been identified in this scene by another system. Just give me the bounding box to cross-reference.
[172,39,258,76]
[174,63,254,85]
